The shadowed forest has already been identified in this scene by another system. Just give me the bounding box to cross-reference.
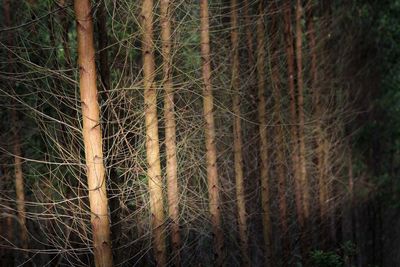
[0,0,399,266]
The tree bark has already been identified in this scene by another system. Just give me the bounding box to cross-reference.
[283,0,310,261]
[200,0,224,265]
[255,2,273,264]
[141,0,167,265]
[73,0,113,266]
[269,1,290,263]
[284,0,303,229]
[295,0,310,223]
[4,0,29,256]
[230,0,249,265]
[160,0,182,265]
[11,108,29,253]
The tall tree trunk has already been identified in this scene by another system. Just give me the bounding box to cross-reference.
[306,0,329,246]
[141,0,167,265]
[200,1,224,265]
[269,2,290,263]
[73,1,113,266]
[160,0,181,265]
[4,0,29,256]
[295,0,310,224]
[283,0,308,261]
[255,2,273,264]
[230,0,249,265]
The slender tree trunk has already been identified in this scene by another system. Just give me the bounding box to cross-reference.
[160,0,181,265]
[230,0,249,265]
[255,2,273,265]
[283,0,310,262]
[4,0,29,255]
[269,2,290,263]
[73,1,113,266]
[141,0,167,265]
[306,0,329,245]
[295,0,310,224]
[283,0,304,230]
[11,109,29,253]
[200,1,224,265]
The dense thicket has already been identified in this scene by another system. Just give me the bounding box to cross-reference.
[0,0,399,266]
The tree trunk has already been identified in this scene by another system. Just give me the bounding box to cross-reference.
[4,0,29,256]
[306,0,328,243]
[200,0,224,265]
[160,0,181,265]
[73,1,113,266]
[295,0,310,224]
[269,1,290,263]
[283,0,308,261]
[230,0,249,265]
[284,0,303,228]
[141,0,167,265]
[11,109,29,253]
[255,2,273,264]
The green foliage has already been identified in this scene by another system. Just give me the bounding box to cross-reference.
[310,250,343,267]
[341,240,358,257]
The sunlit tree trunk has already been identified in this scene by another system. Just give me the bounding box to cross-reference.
[160,0,181,265]
[230,0,249,265]
[141,0,167,265]
[4,0,29,255]
[200,0,224,265]
[73,0,113,266]
[255,2,273,264]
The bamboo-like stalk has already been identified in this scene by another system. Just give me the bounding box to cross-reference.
[200,0,224,265]
[73,0,113,266]
[160,0,181,265]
